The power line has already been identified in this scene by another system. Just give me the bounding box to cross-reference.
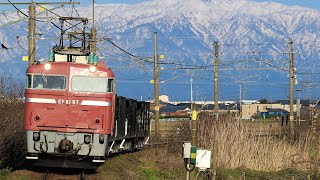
[71,0,80,17]
[106,39,152,64]
[221,42,287,47]
[7,0,46,23]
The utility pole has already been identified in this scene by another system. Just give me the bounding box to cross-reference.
[190,77,193,110]
[214,41,219,114]
[288,37,295,122]
[0,1,80,66]
[240,84,242,118]
[91,0,97,54]
[28,1,36,66]
[154,32,160,140]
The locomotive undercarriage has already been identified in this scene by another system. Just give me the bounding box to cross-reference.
[26,130,108,168]
[26,130,148,169]
[107,137,146,154]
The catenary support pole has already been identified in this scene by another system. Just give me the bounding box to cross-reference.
[289,37,295,122]
[91,0,97,53]
[28,1,36,66]
[214,42,219,114]
[154,32,160,141]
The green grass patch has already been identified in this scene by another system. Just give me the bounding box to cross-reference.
[0,168,12,179]
[95,149,186,179]
[140,168,165,180]
[139,164,183,180]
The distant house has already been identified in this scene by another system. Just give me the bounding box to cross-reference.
[160,105,190,117]
[259,108,289,118]
[241,103,297,119]
[176,103,192,108]
[198,103,238,111]
[149,102,190,118]
[241,100,259,104]
[150,101,239,118]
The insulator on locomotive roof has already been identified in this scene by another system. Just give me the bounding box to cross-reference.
[93,55,99,66]
[49,49,55,62]
[87,52,95,64]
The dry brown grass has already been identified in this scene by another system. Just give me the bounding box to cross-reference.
[0,76,25,169]
[195,112,320,171]
[94,147,185,180]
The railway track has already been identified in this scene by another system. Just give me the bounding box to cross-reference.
[42,171,52,180]
[38,143,166,180]
[144,142,169,148]
[80,171,88,180]
[42,170,88,180]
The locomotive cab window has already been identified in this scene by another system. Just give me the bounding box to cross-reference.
[26,75,32,88]
[108,79,114,92]
[26,74,66,90]
[72,76,114,93]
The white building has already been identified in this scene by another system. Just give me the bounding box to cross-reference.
[159,95,170,103]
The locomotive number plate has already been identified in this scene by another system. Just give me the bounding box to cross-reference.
[58,99,80,105]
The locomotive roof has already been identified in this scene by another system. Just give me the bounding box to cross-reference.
[26,61,115,77]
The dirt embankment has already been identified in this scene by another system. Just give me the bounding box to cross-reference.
[2,148,186,180]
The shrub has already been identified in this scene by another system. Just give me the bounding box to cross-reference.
[196,112,320,171]
[0,75,26,169]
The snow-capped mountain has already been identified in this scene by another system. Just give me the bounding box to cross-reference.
[0,0,319,100]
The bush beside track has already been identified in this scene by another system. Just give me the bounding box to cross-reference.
[0,76,25,170]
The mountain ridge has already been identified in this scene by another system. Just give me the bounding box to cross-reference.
[0,0,319,100]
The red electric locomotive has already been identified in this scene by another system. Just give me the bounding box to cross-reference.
[24,17,150,169]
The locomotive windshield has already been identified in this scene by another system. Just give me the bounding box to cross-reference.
[27,74,66,90]
[72,76,114,93]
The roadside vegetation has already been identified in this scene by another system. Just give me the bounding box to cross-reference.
[152,115,320,179]
[193,112,320,178]
[95,148,185,180]
[0,75,25,170]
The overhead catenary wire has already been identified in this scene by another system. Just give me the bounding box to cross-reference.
[7,0,46,22]
[0,5,64,29]
[71,0,80,17]
[106,39,152,64]
[103,37,318,98]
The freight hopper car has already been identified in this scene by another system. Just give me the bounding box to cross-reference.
[23,17,150,169]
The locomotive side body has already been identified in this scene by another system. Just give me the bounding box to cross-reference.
[24,62,116,167]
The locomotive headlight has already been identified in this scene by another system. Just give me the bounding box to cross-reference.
[44,63,51,70]
[84,135,91,144]
[89,66,97,73]
[33,132,40,142]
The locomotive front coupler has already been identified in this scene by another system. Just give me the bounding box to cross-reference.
[59,138,74,153]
